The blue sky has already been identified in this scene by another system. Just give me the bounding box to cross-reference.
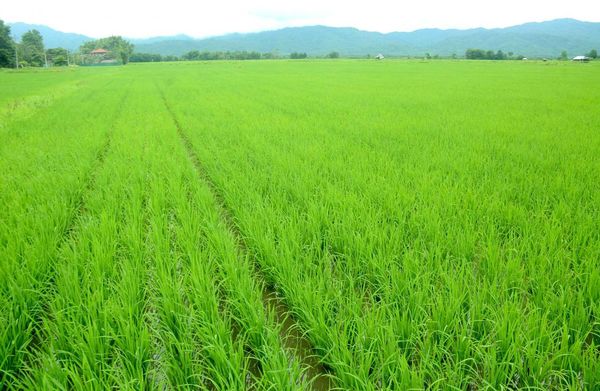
[4,0,600,38]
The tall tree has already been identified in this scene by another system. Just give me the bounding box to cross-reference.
[0,19,15,68]
[588,49,598,59]
[21,29,45,66]
[559,50,568,61]
[116,39,134,64]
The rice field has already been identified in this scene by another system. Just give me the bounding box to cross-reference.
[1,60,599,390]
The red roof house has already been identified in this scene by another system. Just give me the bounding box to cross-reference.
[90,48,109,55]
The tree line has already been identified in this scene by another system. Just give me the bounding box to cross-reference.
[130,51,281,62]
[1,20,76,67]
[0,21,55,67]
[130,50,342,63]
[466,48,598,61]
[465,49,517,60]
[129,49,600,63]
[559,49,598,60]
[0,19,135,68]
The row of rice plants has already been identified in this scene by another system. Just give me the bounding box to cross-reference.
[0,76,130,388]
[155,83,314,390]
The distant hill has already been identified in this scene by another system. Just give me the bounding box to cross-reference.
[134,19,600,58]
[8,22,92,51]
[416,19,600,57]
[8,19,600,57]
[7,22,194,51]
[129,34,195,45]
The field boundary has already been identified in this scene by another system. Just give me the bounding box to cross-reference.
[157,87,334,390]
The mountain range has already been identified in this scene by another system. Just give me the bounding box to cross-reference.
[8,19,600,57]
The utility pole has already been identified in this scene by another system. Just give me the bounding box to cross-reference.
[15,44,18,69]
[67,49,70,66]
[44,51,49,68]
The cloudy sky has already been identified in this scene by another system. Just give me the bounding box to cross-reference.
[3,0,600,38]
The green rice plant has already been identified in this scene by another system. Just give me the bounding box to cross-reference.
[2,60,599,390]
[17,83,149,390]
[158,59,599,389]
[154,84,309,389]
[0,78,130,388]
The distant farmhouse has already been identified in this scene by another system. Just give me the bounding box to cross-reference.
[572,55,591,62]
[375,54,384,60]
[84,48,118,65]
[90,48,109,56]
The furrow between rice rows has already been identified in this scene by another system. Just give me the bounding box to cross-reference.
[158,87,334,391]
[0,88,131,388]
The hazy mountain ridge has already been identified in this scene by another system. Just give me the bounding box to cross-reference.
[133,19,600,57]
[7,19,600,57]
[7,22,195,50]
[129,34,195,45]
[9,22,91,51]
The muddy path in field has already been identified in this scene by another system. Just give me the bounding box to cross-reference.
[157,87,334,391]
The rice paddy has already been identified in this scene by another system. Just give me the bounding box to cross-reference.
[1,60,599,390]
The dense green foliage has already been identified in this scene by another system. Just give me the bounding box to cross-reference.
[0,20,14,68]
[1,60,599,390]
[290,52,308,59]
[20,29,45,67]
[130,52,179,62]
[465,49,511,60]
[45,47,69,66]
[80,36,134,64]
[132,50,315,62]
[182,50,264,61]
[0,24,68,68]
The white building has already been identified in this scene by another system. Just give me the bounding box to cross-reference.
[572,56,591,62]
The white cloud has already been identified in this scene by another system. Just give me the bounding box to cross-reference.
[3,0,600,38]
